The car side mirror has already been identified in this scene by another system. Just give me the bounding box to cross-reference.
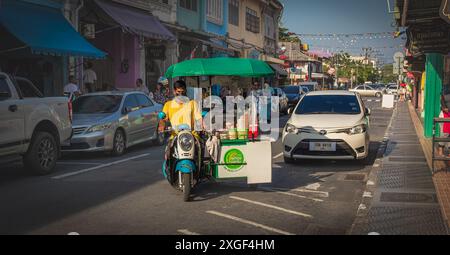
[365,108,371,116]
[123,106,133,114]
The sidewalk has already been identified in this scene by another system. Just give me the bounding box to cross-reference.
[351,101,449,235]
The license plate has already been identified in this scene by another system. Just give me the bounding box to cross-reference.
[309,142,336,152]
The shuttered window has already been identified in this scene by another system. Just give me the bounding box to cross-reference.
[246,7,260,33]
[207,0,223,25]
[229,0,239,26]
[180,0,197,12]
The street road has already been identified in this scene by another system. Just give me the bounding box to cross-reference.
[0,97,394,235]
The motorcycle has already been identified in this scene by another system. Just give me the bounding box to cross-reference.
[159,112,208,202]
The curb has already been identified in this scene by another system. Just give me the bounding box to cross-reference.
[348,104,397,235]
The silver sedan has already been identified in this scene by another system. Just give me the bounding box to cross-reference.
[62,91,164,156]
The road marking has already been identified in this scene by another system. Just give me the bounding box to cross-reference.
[52,153,151,179]
[258,187,324,202]
[230,196,313,218]
[177,229,200,235]
[272,164,282,169]
[206,211,294,235]
[57,162,102,165]
[267,187,328,197]
[305,183,321,190]
[273,153,283,159]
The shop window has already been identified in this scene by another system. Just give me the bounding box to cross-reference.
[180,0,197,12]
[246,7,260,34]
[229,0,239,26]
[207,0,223,25]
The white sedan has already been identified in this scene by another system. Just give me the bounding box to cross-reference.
[282,91,370,163]
[349,85,383,97]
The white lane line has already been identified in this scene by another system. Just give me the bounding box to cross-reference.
[57,162,102,165]
[177,229,200,235]
[273,153,283,159]
[268,187,329,198]
[230,196,313,218]
[258,187,324,202]
[206,211,294,235]
[52,153,151,180]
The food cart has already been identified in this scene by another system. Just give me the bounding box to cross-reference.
[164,57,274,185]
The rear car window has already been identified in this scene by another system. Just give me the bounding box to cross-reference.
[15,78,43,98]
[0,77,11,101]
[73,95,123,114]
[295,95,362,115]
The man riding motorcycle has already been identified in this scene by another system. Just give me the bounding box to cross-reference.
[158,80,204,185]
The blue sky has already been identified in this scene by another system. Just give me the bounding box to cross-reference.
[279,0,406,65]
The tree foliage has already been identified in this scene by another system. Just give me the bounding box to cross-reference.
[279,26,301,43]
[323,52,381,84]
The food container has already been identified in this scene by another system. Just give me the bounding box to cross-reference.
[228,128,237,140]
[237,129,248,140]
[219,131,229,140]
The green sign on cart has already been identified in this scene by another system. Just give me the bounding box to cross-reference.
[224,149,245,172]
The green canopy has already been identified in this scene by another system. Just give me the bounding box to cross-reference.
[165,57,275,78]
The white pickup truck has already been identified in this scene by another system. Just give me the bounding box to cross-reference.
[0,72,72,175]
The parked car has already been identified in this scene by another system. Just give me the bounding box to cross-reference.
[62,91,164,156]
[282,91,370,163]
[272,87,289,115]
[386,84,399,95]
[281,85,308,114]
[0,72,72,175]
[298,82,319,92]
[370,84,387,94]
[349,85,383,97]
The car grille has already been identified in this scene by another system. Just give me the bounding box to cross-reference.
[292,139,356,157]
[73,127,88,135]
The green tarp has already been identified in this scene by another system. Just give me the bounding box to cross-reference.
[165,58,275,78]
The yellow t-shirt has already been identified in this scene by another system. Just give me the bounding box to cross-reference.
[162,99,202,131]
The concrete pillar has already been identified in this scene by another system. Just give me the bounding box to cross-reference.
[424,53,444,138]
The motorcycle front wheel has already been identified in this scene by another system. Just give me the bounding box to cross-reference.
[182,173,191,202]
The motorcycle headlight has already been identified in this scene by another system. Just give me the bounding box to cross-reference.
[346,124,367,135]
[179,133,194,151]
[87,123,113,133]
[285,123,298,134]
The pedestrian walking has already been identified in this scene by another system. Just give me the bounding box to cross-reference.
[135,78,150,95]
[64,75,81,96]
[438,99,450,156]
[83,62,97,93]
[150,77,169,104]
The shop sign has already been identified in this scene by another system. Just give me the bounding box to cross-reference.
[408,25,450,54]
[146,45,166,60]
[223,149,245,172]
[441,0,450,24]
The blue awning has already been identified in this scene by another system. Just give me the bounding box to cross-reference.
[94,0,176,41]
[0,0,106,58]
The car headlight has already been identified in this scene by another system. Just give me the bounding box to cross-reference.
[86,123,113,133]
[179,133,194,151]
[285,123,298,134]
[346,124,367,135]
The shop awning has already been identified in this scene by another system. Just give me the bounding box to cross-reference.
[0,0,106,58]
[94,0,175,41]
[270,64,288,77]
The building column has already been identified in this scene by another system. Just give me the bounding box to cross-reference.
[424,53,444,138]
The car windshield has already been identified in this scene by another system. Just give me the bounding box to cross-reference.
[282,86,299,94]
[295,95,361,115]
[73,95,123,114]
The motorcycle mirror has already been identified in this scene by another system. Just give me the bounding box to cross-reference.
[158,112,167,120]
